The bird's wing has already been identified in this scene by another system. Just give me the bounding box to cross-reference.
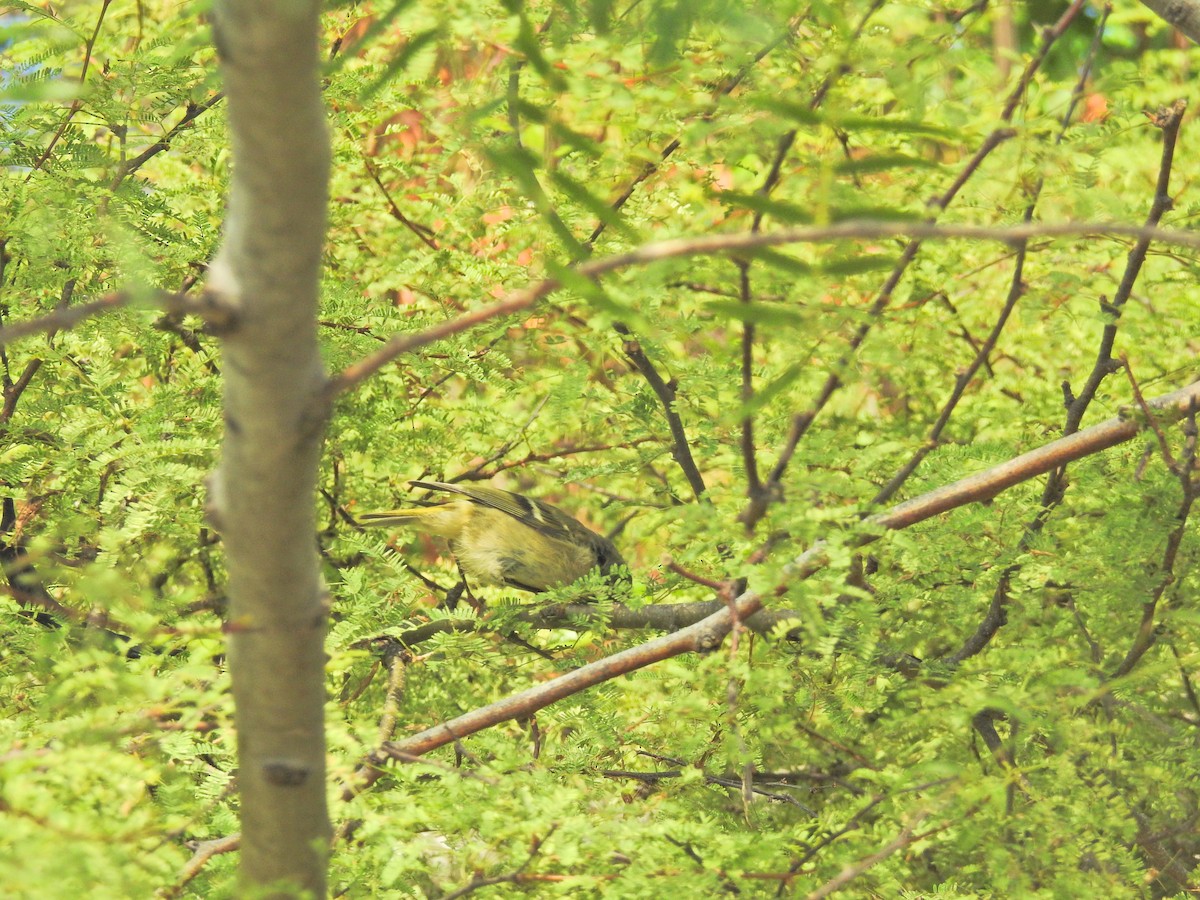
[409,480,587,543]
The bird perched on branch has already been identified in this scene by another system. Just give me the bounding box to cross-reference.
[359,480,625,593]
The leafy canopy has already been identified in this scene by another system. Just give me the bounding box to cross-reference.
[2,0,1199,897]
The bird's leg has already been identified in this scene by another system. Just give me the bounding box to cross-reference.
[443,581,465,611]
[454,561,487,614]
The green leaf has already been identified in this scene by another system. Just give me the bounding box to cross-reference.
[829,205,925,223]
[357,27,442,102]
[508,2,568,91]
[818,255,898,276]
[509,99,604,158]
[834,153,942,175]
[325,0,420,78]
[648,0,695,65]
[750,97,955,139]
[705,299,809,328]
[0,75,83,104]
[485,143,586,258]
[546,260,638,322]
[715,190,815,224]
[740,247,814,275]
[548,169,638,240]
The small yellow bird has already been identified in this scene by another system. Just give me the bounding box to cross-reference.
[359,480,625,593]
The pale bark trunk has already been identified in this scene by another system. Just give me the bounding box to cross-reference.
[1140,0,1200,44]
[208,0,332,894]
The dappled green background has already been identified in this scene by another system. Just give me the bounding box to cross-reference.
[2,0,1199,896]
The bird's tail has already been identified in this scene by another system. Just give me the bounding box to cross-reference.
[358,507,434,527]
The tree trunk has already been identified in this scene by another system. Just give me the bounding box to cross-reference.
[208,0,331,894]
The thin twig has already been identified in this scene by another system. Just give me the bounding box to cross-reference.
[466,436,658,480]
[949,96,1188,664]
[24,0,114,181]
[362,157,441,251]
[872,205,1031,507]
[602,768,818,812]
[1,358,43,423]
[737,0,885,510]
[873,2,1109,508]
[590,14,811,501]
[438,824,559,900]
[1110,406,1197,679]
[614,322,707,500]
[1063,99,1187,437]
[760,127,1016,504]
[448,394,550,481]
[186,376,1200,883]
[163,834,242,898]
[110,92,226,190]
[344,591,764,795]
[757,0,1090,522]
[583,14,807,250]
[778,795,887,894]
[804,815,931,900]
[339,380,1200,790]
[1122,355,1178,472]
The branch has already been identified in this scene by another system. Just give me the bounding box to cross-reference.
[110,92,226,190]
[734,0,883,503]
[613,322,707,500]
[999,1,1089,122]
[0,289,237,350]
[583,14,806,250]
[760,127,1015,506]
[354,379,1200,676]
[947,96,1186,663]
[196,379,1197,889]
[359,600,800,651]
[562,0,750,504]
[362,157,441,251]
[343,591,765,795]
[871,204,1030,507]
[874,4,1109,512]
[457,436,658,481]
[1110,408,1198,679]
[439,824,559,900]
[23,0,112,180]
[324,219,1200,405]
[163,834,243,898]
[1139,0,1200,43]
[349,374,1200,656]
[523,367,1199,627]
[323,289,543,400]
[878,380,1200,531]
[2,358,43,423]
[602,767,822,810]
[757,1,1088,519]
[804,815,936,900]
[1064,99,1186,436]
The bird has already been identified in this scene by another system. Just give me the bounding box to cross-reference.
[359,480,625,593]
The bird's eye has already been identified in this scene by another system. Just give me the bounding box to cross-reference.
[595,543,621,572]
